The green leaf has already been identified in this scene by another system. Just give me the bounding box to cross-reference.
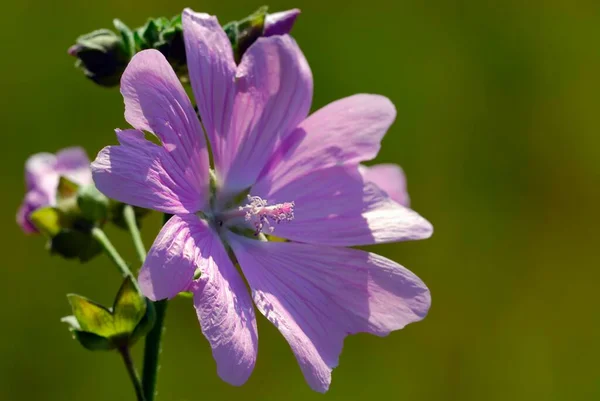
[77,184,109,222]
[113,277,146,334]
[67,294,114,337]
[30,207,61,237]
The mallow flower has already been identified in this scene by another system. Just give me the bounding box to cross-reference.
[92,9,432,392]
[17,147,92,234]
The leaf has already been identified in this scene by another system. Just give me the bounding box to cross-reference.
[29,207,61,237]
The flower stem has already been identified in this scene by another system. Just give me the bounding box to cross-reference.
[142,300,167,401]
[141,213,171,401]
[91,227,133,279]
[119,346,146,401]
[123,205,147,264]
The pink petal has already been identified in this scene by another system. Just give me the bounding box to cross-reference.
[55,147,93,186]
[258,94,395,189]
[121,49,209,205]
[138,214,204,301]
[16,190,49,234]
[223,35,312,194]
[183,9,313,196]
[182,10,236,187]
[24,152,58,201]
[252,166,432,246]
[139,213,258,385]
[264,9,300,36]
[92,130,205,214]
[192,229,258,386]
[359,163,410,207]
[228,234,430,393]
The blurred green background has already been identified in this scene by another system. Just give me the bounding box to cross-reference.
[3,0,599,400]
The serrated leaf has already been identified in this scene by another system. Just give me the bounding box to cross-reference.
[30,207,61,237]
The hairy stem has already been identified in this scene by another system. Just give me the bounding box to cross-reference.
[119,346,146,401]
[123,205,147,264]
[91,227,133,278]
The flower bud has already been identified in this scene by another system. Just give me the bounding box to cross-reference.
[68,24,132,87]
[62,277,156,351]
[224,7,301,63]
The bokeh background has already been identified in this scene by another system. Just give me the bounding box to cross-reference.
[3,0,600,400]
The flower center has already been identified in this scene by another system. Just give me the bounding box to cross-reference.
[219,195,294,235]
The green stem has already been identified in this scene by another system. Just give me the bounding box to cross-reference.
[123,205,147,264]
[141,213,171,401]
[119,346,146,401]
[142,300,167,401]
[91,227,133,278]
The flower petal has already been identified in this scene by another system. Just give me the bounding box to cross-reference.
[359,163,410,207]
[121,49,209,204]
[252,166,432,246]
[183,10,313,195]
[138,214,203,301]
[24,152,57,199]
[182,9,236,184]
[192,229,258,386]
[17,190,49,234]
[92,130,204,214]
[264,9,300,36]
[138,214,258,385]
[258,94,395,189]
[223,35,313,194]
[228,234,430,393]
[55,147,93,186]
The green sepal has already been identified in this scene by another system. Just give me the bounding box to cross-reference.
[108,201,150,230]
[77,184,109,223]
[113,19,135,57]
[235,6,268,62]
[29,207,62,237]
[63,277,154,351]
[50,229,102,262]
[56,177,80,202]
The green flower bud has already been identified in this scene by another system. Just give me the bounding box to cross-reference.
[68,20,134,87]
[62,277,155,351]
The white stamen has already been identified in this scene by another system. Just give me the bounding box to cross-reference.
[239,195,295,235]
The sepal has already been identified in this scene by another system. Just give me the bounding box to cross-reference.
[62,277,155,351]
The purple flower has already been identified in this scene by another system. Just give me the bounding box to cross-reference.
[17,147,92,234]
[92,9,432,392]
